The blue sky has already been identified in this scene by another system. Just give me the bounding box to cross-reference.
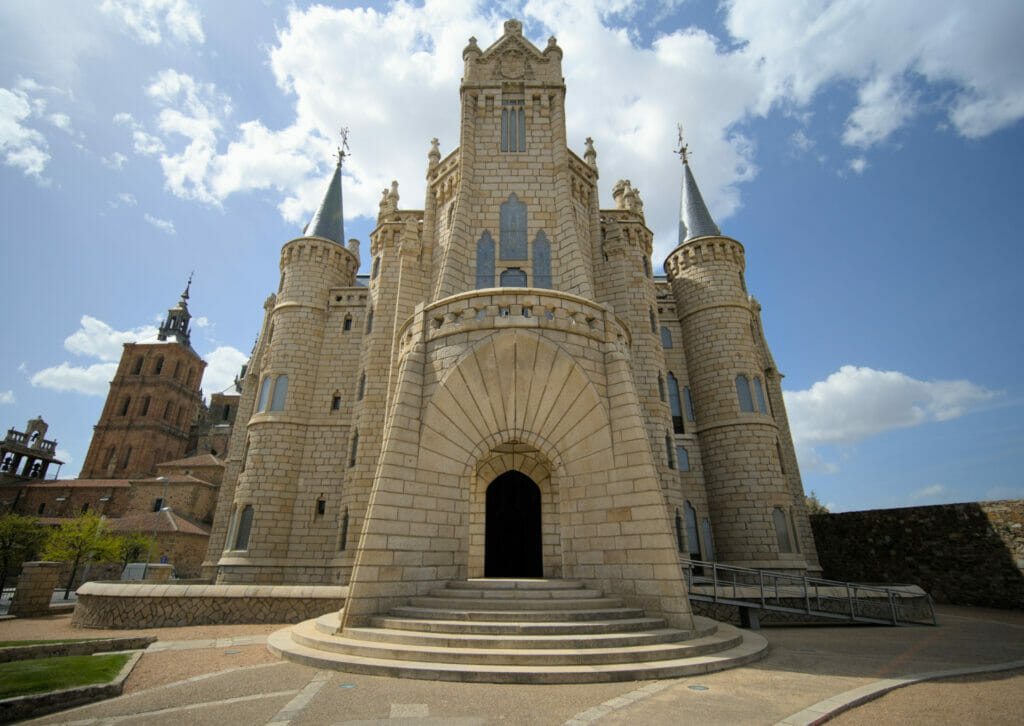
[1,0,1021,512]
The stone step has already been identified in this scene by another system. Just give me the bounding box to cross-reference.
[291,624,742,666]
[389,605,646,622]
[429,587,603,600]
[344,624,692,650]
[268,620,768,684]
[447,579,587,591]
[367,615,679,636]
[406,595,625,611]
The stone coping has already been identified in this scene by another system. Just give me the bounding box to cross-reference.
[76,581,348,599]
[0,636,156,663]
[0,648,143,723]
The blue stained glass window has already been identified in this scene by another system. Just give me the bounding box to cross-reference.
[533,231,551,288]
[661,326,673,348]
[476,231,495,288]
[676,445,689,472]
[753,377,768,414]
[668,373,684,434]
[701,518,715,560]
[500,268,527,287]
[736,375,754,412]
[684,502,700,558]
[270,374,288,411]
[257,377,271,412]
[500,194,527,260]
[683,386,695,422]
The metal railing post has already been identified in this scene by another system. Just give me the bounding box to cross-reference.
[803,575,811,615]
[847,582,855,621]
[759,569,765,609]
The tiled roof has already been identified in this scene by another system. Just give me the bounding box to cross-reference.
[156,453,225,468]
[108,510,210,536]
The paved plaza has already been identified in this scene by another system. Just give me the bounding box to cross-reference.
[2,604,1022,725]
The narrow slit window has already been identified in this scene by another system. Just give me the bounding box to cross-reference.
[349,429,359,467]
[773,507,793,553]
[476,231,495,288]
[684,502,701,559]
[501,99,525,152]
[256,377,271,412]
[753,377,768,414]
[676,445,689,472]
[269,374,288,411]
[661,327,673,348]
[664,433,674,467]
[668,373,684,434]
[234,505,254,550]
[532,231,551,288]
[683,386,695,422]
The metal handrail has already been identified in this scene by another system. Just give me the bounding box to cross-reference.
[681,558,935,626]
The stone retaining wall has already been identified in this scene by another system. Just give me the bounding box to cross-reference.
[71,582,347,628]
[810,499,1024,609]
[0,636,156,663]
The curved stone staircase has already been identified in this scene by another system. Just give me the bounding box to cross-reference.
[268,578,767,683]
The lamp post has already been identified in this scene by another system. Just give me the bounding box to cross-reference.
[143,477,170,579]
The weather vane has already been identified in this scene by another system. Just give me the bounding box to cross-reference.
[675,123,689,164]
[337,127,350,166]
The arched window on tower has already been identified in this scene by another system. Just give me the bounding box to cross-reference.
[667,373,684,434]
[357,373,365,401]
[256,377,271,412]
[349,429,359,468]
[132,357,144,374]
[269,374,288,411]
[343,314,352,331]
[773,507,793,553]
[684,502,701,560]
[753,377,769,414]
[657,374,666,402]
[736,375,755,413]
[153,356,164,375]
[661,327,673,348]
[476,231,495,288]
[664,433,674,467]
[234,505,254,550]
[675,509,684,553]
[366,307,374,334]
[338,507,349,551]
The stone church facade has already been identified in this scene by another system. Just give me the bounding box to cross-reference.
[205,20,819,629]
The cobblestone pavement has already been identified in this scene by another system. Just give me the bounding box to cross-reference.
[7,604,1024,725]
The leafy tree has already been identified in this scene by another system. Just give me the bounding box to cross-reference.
[805,490,830,516]
[0,514,48,595]
[109,532,153,571]
[41,512,118,598]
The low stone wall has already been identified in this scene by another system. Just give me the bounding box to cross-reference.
[810,499,1024,609]
[0,636,156,663]
[71,582,347,629]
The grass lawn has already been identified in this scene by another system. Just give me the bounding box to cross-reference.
[0,639,95,648]
[0,653,130,699]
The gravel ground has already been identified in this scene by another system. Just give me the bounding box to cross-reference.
[0,613,283,693]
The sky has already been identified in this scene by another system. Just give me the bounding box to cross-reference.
[1,0,1022,513]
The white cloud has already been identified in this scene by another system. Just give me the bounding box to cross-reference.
[0,390,14,404]
[144,213,176,234]
[55,448,73,466]
[725,0,1024,145]
[0,86,50,177]
[909,484,949,501]
[785,365,1000,473]
[201,346,248,398]
[121,0,1024,262]
[46,112,73,133]
[100,0,204,46]
[30,361,118,396]
[102,152,128,170]
[63,315,158,362]
[193,316,210,328]
[110,192,137,208]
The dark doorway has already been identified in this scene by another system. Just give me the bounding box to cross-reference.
[485,470,542,577]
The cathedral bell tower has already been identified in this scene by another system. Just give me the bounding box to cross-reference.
[79,281,207,479]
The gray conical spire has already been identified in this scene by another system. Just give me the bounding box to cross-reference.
[306,157,345,245]
[677,142,720,244]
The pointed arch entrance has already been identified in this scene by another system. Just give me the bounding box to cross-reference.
[485,470,542,577]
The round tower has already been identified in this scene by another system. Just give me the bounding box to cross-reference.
[222,157,359,583]
[665,149,813,572]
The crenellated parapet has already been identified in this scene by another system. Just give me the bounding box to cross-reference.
[664,236,745,280]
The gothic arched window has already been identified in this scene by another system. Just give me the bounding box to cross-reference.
[256,377,271,412]
[499,194,527,260]
[736,375,754,413]
[661,327,673,348]
[774,507,793,553]
[753,377,768,414]
[234,505,254,550]
[269,374,288,411]
[501,99,526,152]
[684,502,701,559]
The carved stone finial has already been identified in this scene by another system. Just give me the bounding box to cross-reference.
[544,35,563,60]
[428,137,441,168]
[504,19,522,36]
[612,179,632,210]
[387,180,399,205]
[584,136,596,166]
[462,36,481,60]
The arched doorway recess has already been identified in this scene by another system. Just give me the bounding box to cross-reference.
[485,470,542,577]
